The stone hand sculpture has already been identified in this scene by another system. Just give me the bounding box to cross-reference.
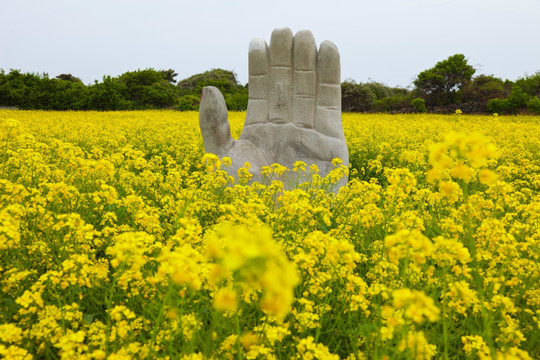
[199,27,348,189]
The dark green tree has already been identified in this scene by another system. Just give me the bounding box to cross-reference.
[116,68,178,109]
[414,54,476,106]
[160,69,178,84]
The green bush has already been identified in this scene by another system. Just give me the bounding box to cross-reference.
[177,95,200,111]
[515,72,540,97]
[505,85,529,114]
[140,82,178,109]
[116,69,179,109]
[85,76,132,110]
[177,69,241,95]
[487,98,508,114]
[364,81,407,99]
[45,79,88,110]
[461,74,509,103]
[0,70,44,109]
[341,81,376,112]
[225,91,249,111]
[487,85,530,115]
[527,96,540,115]
[410,98,427,113]
[373,93,411,112]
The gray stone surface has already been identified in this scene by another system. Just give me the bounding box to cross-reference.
[199,27,349,190]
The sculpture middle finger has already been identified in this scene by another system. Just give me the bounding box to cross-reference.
[269,27,293,124]
[292,30,317,129]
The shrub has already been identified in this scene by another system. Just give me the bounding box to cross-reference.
[177,69,241,95]
[177,95,200,111]
[488,85,530,115]
[364,81,409,99]
[141,82,178,109]
[515,71,540,97]
[85,76,132,110]
[373,93,411,112]
[0,70,46,109]
[225,91,249,111]
[505,85,529,114]
[487,98,508,114]
[411,98,427,113]
[341,81,376,112]
[116,69,179,109]
[462,74,509,103]
[527,96,540,115]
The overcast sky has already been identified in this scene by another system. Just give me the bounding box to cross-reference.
[1,0,539,88]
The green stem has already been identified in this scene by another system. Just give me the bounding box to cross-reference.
[442,296,449,360]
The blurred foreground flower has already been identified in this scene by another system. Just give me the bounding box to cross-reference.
[206,223,299,319]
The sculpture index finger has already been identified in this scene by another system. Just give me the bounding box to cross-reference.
[245,38,270,126]
[315,40,343,139]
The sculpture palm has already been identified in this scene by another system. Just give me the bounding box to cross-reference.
[199,28,348,188]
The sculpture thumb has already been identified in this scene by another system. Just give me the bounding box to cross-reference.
[199,86,234,155]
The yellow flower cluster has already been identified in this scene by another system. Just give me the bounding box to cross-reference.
[0,110,539,359]
[206,223,299,319]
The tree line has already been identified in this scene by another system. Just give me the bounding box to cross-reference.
[342,54,540,115]
[0,68,248,111]
[1,54,539,114]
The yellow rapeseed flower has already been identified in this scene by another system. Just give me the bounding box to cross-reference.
[392,288,440,323]
[213,287,238,312]
[398,331,437,360]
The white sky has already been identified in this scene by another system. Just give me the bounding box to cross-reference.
[1,0,539,88]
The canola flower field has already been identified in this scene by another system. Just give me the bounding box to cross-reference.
[0,109,539,360]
